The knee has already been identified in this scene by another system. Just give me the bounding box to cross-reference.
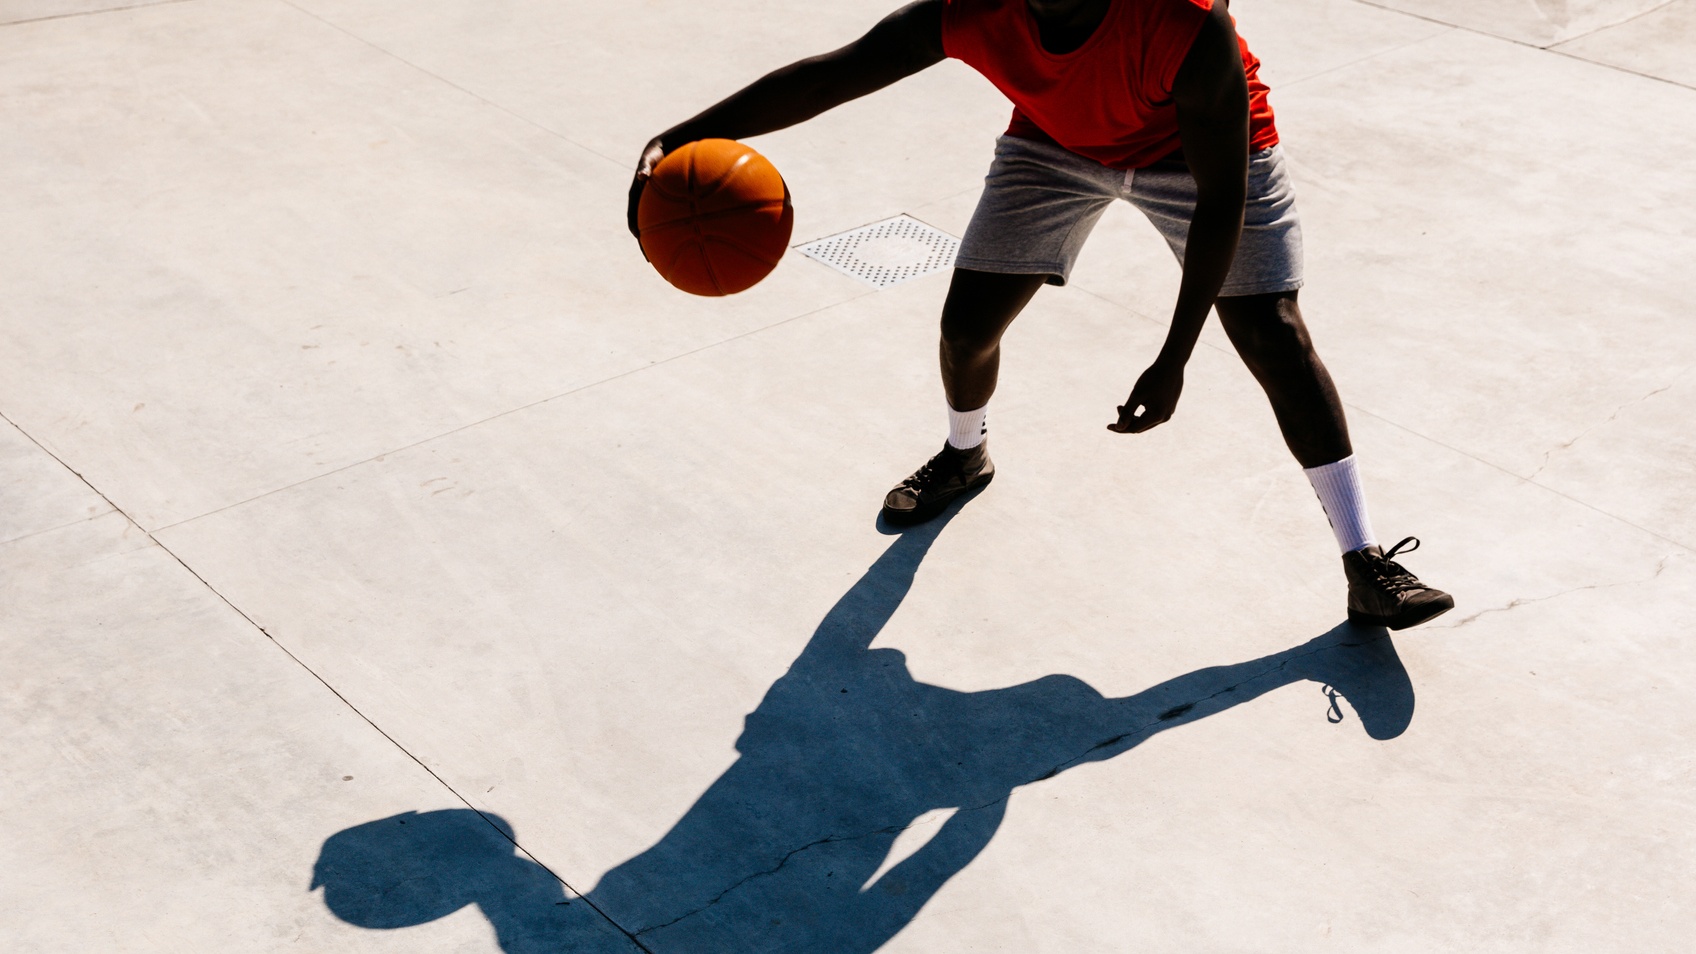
[939,314,1002,365]
[1249,314,1314,365]
[1223,297,1314,372]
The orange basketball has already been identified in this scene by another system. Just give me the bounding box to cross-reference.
[638,139,794,296]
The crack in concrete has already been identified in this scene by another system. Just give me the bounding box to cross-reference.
[1527,379,1680,480]
[634,634,1379,937]
[630,827,908,937]
[1434,554,1677,629]
[631,800,1034,938]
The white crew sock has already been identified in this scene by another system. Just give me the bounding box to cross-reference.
[947,403,988,450]
[1303,455,1378,554]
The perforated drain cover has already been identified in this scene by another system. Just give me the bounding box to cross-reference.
[794,214,960,289]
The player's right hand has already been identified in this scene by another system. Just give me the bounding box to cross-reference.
[1108,358,1185,434]
[627,137,667,247]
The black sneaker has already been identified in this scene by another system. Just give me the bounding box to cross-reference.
[880,441,994,526]
[1343,537,1454,630]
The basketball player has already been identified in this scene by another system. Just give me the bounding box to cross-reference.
[627,0,1452,629]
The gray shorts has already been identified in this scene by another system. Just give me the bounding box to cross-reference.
[955,135,1304,295]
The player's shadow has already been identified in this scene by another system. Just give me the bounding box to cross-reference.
[312,498,1415,953]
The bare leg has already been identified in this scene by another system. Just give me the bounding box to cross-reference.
[880,268,1047,524]
[938,268,1049,411]
[1214,290,1352,468]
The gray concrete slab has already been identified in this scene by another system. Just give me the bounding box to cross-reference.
[0,511,639,952]
[0,0,866,530]
[5,0,1694,950]
[1277,29,1696,544]
[1531,371,1696,553]
[0,416,111,543]
[1234,0,1455,88]
[1554,0,1696,87]
[156,277,1694,950]
[287,0,1018,240]
[1360,0,1670,46]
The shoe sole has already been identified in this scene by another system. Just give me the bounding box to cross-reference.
[1348,594,1456,631]
[879,471,994,527]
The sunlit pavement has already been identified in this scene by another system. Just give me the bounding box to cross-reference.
[3,1,1693,950]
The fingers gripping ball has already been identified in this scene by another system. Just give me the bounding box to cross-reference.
[638,139,794,296]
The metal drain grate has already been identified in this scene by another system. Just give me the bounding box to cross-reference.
[794,214,960,289]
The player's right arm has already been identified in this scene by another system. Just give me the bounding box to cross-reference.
[627,0,945,240]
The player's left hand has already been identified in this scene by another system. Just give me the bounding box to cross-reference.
[1109,358,1185,434]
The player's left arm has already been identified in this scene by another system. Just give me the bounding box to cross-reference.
[1110,1,1249,434]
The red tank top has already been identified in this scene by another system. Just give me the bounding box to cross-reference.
[941,0,1279,169]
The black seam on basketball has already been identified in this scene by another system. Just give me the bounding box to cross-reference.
[686,147,705,233]
[662,241,725,296]
[637,200,791,233]
[704,242,725,295]
[637,176,693,233]
[642,175,694,203]
[663,241,693,279]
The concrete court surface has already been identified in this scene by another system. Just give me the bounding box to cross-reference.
[2,0,1694,950]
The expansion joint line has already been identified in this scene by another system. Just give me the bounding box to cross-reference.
[0,0,199,29]
[0,408,658,952]
[1348,0,1696,92]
